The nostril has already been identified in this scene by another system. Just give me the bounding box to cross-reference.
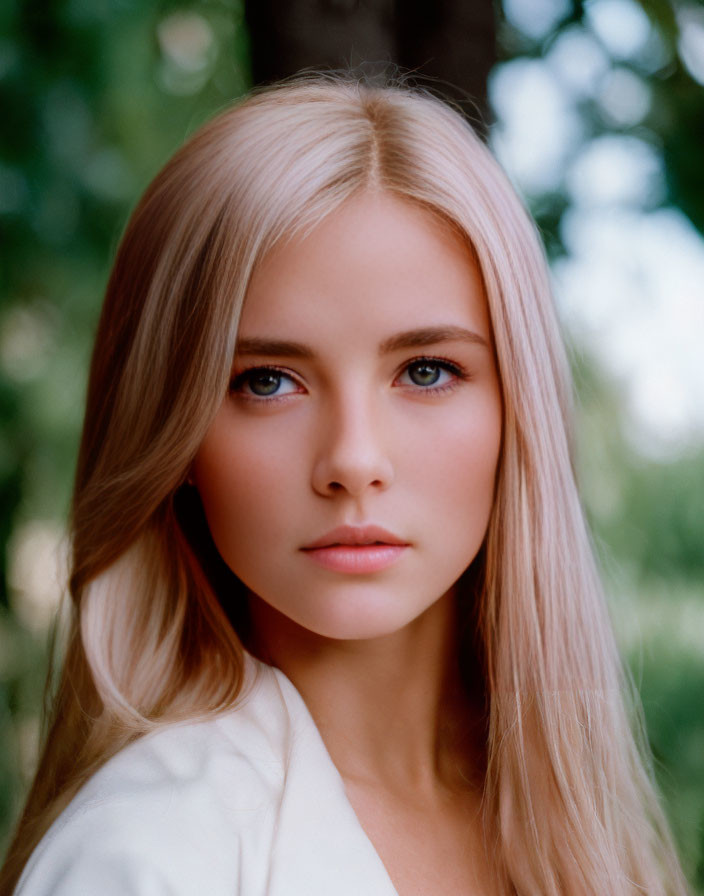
[312,451,394,498]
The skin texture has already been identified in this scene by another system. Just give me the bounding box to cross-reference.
[194,191,502,642]
[193,191,502,894]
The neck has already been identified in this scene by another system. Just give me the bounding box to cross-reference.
[247,590,486,797]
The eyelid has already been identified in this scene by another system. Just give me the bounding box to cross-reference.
[394,355,469,390]
[230,356,470,401]
[229,364,305,401]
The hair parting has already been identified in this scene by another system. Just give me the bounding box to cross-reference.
[1,74,688,895]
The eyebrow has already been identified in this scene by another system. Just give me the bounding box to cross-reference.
[235,326,489,359]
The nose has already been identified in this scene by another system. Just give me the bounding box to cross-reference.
[311,390,394,499]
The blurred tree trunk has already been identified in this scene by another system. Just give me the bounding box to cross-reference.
[245,0,496,132]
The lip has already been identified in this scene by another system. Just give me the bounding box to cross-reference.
[301,524,408,550]
[300,525,409,574]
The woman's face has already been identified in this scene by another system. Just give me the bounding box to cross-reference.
[193,191,502,641]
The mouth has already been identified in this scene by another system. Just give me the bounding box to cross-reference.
[301,525,408,574]
[301,524,408,550]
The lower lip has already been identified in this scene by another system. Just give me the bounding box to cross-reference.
[302,544,407,573]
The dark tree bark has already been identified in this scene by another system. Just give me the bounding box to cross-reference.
[245,0,496,132]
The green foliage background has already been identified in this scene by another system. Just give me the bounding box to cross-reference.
[0,0,250,851]
[0,0,702,887]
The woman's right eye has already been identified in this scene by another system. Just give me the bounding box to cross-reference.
[230,367,301,400]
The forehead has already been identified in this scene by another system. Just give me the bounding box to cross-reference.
[239,191,492,346]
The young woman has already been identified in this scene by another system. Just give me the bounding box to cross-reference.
[1,76,689,895]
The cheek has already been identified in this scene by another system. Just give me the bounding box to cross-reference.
[193,419,301,564]
[405,395,502,528]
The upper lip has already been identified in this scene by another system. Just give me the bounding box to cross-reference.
[302,525,408,550]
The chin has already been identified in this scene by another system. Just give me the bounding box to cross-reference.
[287,589,443,643]
[307,616,418,642]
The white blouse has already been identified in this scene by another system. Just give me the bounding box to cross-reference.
[15,655,398,895]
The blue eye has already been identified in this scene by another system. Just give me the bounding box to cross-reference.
[399,359,463,389]
[230,367,300,399]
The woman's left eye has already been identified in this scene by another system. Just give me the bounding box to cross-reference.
[230,367,300,399]
[397,359,464,390]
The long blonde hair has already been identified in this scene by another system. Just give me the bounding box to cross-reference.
[1,75,688,895]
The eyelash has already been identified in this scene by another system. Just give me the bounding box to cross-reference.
[229,357,470,403]
[396,357,469,394]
